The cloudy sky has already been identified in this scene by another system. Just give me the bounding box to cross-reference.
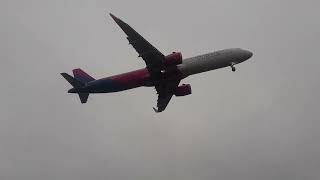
[1,0,320,180]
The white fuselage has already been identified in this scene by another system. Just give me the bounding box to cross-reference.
[178,48,252,77]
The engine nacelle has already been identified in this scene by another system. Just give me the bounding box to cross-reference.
[175,84,192,97]
[163,52,182,67]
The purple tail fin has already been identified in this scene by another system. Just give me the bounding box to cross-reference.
[72,68,95,83]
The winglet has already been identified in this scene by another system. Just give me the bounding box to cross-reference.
[153,107,160,113]
[109,13,121,24]
[109,13,130,32]
[109,13,117,20]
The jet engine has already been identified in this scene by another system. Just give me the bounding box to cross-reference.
[174,84,192,96]
[163,52,182,67]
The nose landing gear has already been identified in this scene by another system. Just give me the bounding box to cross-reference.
[230,62,236,72]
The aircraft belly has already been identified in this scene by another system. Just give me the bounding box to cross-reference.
[84,69,150,93]
[85,79,125,93]
[179,55,229,76]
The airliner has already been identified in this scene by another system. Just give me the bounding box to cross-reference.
[61,13,253,112]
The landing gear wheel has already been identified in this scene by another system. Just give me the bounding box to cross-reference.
[231,64,236,72]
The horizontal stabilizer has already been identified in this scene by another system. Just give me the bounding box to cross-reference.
[78,93,89,104]
[60,73,83,88]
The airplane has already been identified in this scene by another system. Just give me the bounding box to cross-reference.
[61,13,253,112]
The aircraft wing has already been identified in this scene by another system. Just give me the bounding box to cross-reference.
[110,13,165,74]
[153,80,180,112]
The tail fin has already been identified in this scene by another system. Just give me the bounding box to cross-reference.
[60,72,89,104]
[72,68,95,84]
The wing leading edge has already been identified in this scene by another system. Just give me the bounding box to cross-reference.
[109,13,180,112]
[109,13,165,74]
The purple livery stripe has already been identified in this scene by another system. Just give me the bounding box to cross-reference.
[110,68,150,87]
[73,68,95,83]
[84,67,183,93]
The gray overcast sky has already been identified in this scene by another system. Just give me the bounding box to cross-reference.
[1,0,320,180]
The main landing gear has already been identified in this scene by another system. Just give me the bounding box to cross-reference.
[230,62,236,72]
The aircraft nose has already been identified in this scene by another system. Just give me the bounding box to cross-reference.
[244,50,253,59]
[238,49,253,61]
